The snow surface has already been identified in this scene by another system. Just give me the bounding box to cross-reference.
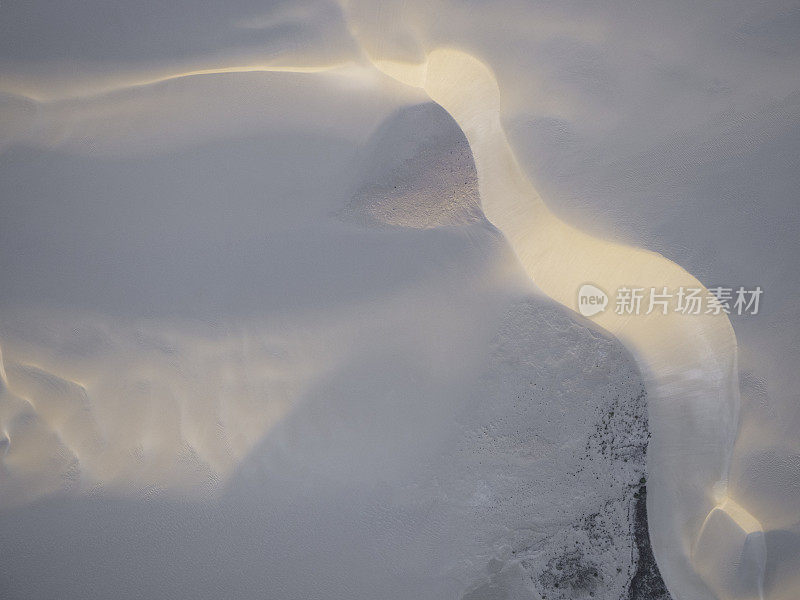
[0,92,658,599]
[1,2,798,599]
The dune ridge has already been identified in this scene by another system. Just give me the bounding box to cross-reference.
[353,46,761,600]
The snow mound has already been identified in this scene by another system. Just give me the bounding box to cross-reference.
[342,102,484,229]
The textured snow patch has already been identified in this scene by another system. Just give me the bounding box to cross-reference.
[451,299,669,600]
[342,103,484,229]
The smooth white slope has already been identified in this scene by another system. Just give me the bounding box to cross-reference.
[0,88,653,599]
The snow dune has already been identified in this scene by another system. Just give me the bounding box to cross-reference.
[1,2,798,599]
[357,46,761,600]
[0,84,652,599]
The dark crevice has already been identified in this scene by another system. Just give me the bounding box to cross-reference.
[627,486,672,600]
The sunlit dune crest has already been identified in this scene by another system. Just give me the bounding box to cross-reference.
[360,46,750,600]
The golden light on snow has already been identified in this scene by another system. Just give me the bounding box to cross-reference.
[0,10,793,598]
[362,46,759,599]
